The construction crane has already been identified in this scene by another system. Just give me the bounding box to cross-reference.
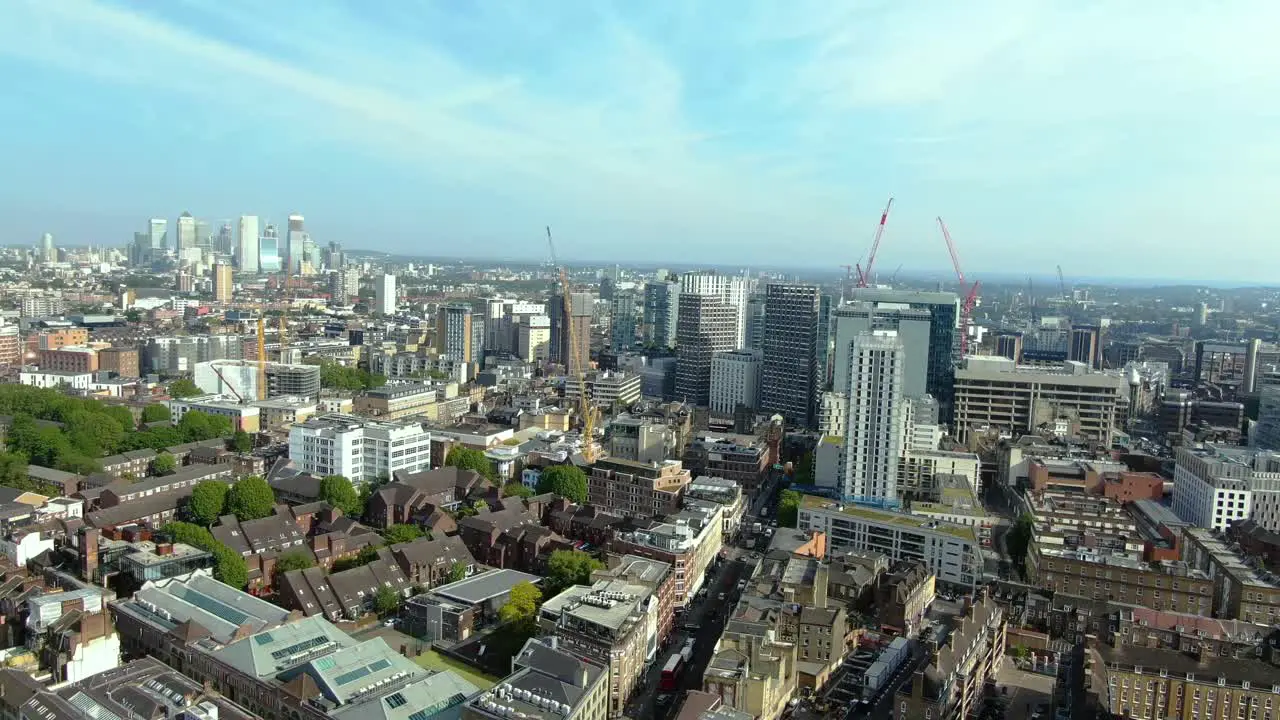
[937,217,981,356]
[547,226,598,462]
[888,264,903,285]
[855,197,894,288]
[256,316,267,401]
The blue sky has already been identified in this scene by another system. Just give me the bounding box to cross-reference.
[1,0,1275,281]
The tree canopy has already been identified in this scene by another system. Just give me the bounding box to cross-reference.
[319,475,363,517]
[0,451,58,495]
[151,452,177,476]
[536,465,588,503]
[502,482,534,499]
[186,481,230,525]
[374,585,402,615]
[274,550,315,580]
[163,521,247,588]
[445,446,494,481]
[545,550,603,596]
[333,545,382,573]
[167,378,202,398]
[777,490,802,528]
[383,524,424,545]
[140,404,170,424]
[231,430,253,453]
[315,360,386,391]
[498,581,542,632]
[226,475,275,521]
[447,561,468,584]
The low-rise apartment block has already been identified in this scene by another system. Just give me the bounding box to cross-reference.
[682,433,772,492]
[895,594,1006,720]
[1182,527,1280,623]
[288,413,431,483]
[611,503,723,606]
[353,382,438,420]
[168,394,262,432]
[796,495,982,590]
[588,457,690,517]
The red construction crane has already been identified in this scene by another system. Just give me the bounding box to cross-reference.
[937,216,981,356]
[855,197,894,288]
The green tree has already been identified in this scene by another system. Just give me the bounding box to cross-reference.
[319,475,363,517]
[498,581,542,632]
[536,465,588,503]
[226,475,275,521]
[445,446,493,480]
[231,430,253,453]
[374,585,402,615]
[187,481,230,525]
[140,404,171,424]
[274,550,315,583]
[168,378,202,398]
[177,410,233,442]
[777,489,803,528]
[383,524,424,545]
[545,550,604,595]
[447,561,468,584]
[333,545,382,572]
[151,452,178,476]
[1006,513,1035,571]
[124,309,142,323]
[103,405,137,433]
[793,452,815,485]
[502,482,534,499]
[162,521,247,588]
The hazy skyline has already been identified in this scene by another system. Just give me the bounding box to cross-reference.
[1,1,1275,281]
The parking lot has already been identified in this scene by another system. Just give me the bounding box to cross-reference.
[994,658,1057,720]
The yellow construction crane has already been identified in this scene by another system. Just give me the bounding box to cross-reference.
[256,316,267,401]
[547,226,598,463]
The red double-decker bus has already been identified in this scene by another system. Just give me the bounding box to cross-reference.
[660,639,696,691]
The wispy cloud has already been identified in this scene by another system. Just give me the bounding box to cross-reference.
[1,0,1278,278]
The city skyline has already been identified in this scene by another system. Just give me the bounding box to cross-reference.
[1,1,1276,281]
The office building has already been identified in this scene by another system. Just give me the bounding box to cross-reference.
[642,280,679,348]
[837,288,958,421]
[436,302,475,364]
[610,290,637,351]
[518,316,551,363]
[213,262,233,302]
[797,495,982,589]
[462,637,609,720]
[744,294,767,352]
[259,223,281,272]
[149,217,167,250]
[176,211,197,251]
[760,283,821,427]
[843,331,906,504]
[236,215,260,272]
[564,371,643,407]
[1172,444,1280,532]
[375,273,396,314]
[675,271,746,406]
[193,359,321,400]
[831,301,932,400]
[353,383,438,420]
[952,356,1128,446]
[39,232,56,263]
[1069,324,1101,368]
[995,331,1023,362]
[144,335,243,374]
[289,413,432,483]
[286,213,308,274]
[709,349,762,415]
[1255,385,1280,451]
[816,292,833,386]
[611,503,723,607]
[551,291,593,375]
[1194,340,1249,387]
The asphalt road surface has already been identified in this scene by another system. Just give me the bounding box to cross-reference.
[624,549,749,720]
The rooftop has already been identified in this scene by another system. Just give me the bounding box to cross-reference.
[540,579,652,633]
[1098,643,1280,689]
[117,570,291,645]
[799,495,978,542]
[431,569,542,605]
[213,614,354,678]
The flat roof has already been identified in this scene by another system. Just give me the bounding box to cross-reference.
[799,495,978,542]
[431,569,542,605]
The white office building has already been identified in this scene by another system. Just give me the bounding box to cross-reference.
[288,413,431,483]
[797,495,981,589]
[518,316,551,363]
[709,349,762,415]
[237,215,260,273]
[843,330,906,504]
[376,274,397,315]
[1172,444,1280,532]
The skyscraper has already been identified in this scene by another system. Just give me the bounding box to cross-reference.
[744,295,767,352]
[436,303,475,364]
[375,273,396,315]
[148,218,167,250]
[176,211,196,251]
[213,262,233,303]
[843,330,906,504]
[328,269,360,304]
[551,291,593,376]
[674,271,746,406]
[286,214,307,275]
[237,215,260,272]
[39,233,56,264]
[642,280,679,348]
[216,222,233,255]
[760,283,821,428]
[1069,324,1101,369]
[610,290,637,352]
[258,224,281,273]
